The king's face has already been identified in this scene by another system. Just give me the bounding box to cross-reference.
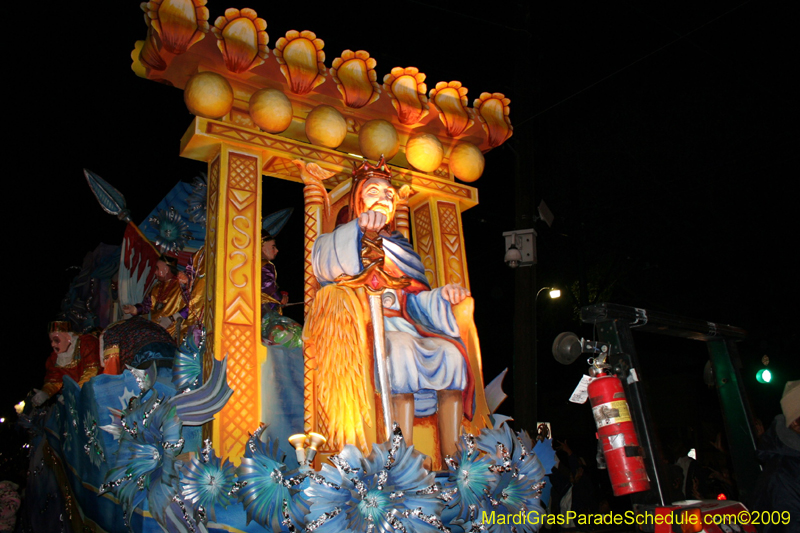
[362,177,396,222]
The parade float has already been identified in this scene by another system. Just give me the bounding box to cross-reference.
[18,3,557,532]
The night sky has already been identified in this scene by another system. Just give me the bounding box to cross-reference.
[5,1,797,465]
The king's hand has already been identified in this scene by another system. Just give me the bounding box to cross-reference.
[358,210,388,233]
[441,283,471,305]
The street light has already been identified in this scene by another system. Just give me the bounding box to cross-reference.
[536,286,561,302]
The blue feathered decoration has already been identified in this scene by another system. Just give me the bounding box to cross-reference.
[169,356,233,426]
[173,332,204,391]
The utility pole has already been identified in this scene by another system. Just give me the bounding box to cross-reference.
[511,3,538,433]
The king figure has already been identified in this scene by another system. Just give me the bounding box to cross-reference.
[308,157,473,460]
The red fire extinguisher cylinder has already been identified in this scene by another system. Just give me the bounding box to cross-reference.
[588,374,651,496]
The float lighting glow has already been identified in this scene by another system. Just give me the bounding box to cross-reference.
[756,368,772,383]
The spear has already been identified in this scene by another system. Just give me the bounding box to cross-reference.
[83,168,132,223]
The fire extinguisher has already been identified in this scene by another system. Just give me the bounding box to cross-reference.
[588,372,650,496]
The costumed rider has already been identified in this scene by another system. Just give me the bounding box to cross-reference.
[122,255,191,341]
[261,230,288,315]
[31,320,100,406]
[311,157,472,458]
[260,216,304,348]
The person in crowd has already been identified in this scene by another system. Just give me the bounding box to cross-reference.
[0,480,20,532]
[749,380,800,533]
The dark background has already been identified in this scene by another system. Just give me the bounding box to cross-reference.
[4,0,797,481]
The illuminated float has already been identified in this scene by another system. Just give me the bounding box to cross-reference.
[18,3,558,532]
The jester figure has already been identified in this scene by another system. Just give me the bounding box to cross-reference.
[32,321,100,406]
[307,157,474,460]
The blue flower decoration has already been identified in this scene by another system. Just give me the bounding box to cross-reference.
[181,439,236,523]
[475,424,546,533]
[149,206,193,254]
[235,426,309,531]
[304,425,446,533]
[99,357,232,532]
[99,392,186,529]
[441,433,498,524]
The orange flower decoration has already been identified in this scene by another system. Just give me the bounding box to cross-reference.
[273,30,326,95]
[211,8,269,74]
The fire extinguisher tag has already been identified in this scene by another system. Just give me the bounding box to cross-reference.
[569,374,595,404]
[592,400,633,427]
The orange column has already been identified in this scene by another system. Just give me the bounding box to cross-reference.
[203,145,264,462]
[301,178,324,437]
[302,182,324,317]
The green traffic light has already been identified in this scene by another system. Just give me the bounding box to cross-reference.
[756,368,772,384]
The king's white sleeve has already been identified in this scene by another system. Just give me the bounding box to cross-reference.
[311,219,364,285]
[406,287,461,338]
